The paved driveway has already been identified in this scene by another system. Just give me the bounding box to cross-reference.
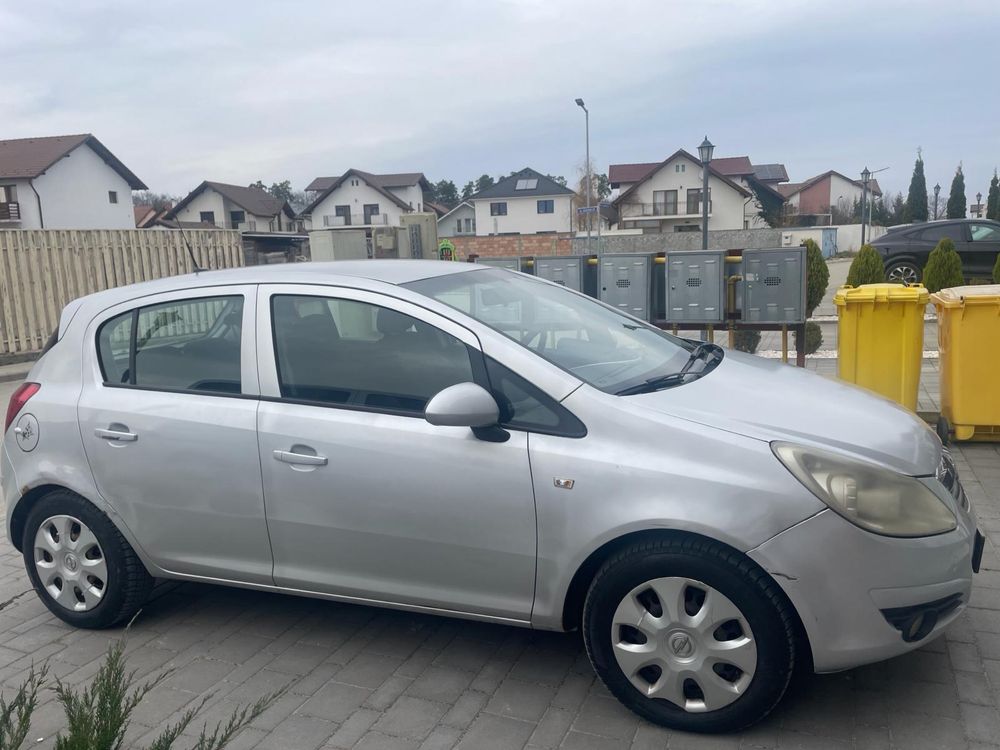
[1,382,999,748]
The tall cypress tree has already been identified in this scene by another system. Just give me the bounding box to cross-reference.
[946,165,966,219]
[987,170,999,221]
[903,151,929,222]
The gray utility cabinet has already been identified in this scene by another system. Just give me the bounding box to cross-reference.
[475,257,523,272]
[664,250,726,323]
[740,247,807,323]
[600,254,653,320]
[534,255,584,292]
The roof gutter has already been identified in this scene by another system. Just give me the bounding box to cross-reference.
[28,179,44,228]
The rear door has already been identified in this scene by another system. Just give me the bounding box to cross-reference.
[77,286,273,583]
[966,223,1000,277]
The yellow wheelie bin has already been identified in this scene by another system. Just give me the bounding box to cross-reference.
[834,284,929,411]
[930,285,1000,442]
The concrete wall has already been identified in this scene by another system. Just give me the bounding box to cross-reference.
[25,143,136,229]
[472,194,573,236]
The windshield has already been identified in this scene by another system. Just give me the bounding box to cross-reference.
[405,268,695,394]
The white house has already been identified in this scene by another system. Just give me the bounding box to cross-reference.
[0,133,146,230]
[437,201,476,238]
[301,170,431,230]
[167,181,297,232]
[609,150,756,233]
[469,168,575,235]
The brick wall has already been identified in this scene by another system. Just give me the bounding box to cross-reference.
[449,233,574,260]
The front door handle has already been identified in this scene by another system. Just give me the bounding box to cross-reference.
[273,449,328,466]
[95,427,138,442]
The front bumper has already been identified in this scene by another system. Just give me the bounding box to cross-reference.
[749,495,978,673]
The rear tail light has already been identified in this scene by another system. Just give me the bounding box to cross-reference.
[5,382,40,433]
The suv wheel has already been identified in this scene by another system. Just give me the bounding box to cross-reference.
[22,490,154,628]
[885,260,921,285]
[583,536,797,733]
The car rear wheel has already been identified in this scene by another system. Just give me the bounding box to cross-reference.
[885,260,921,285]
[22,490,153,629]
[582,536,798,733]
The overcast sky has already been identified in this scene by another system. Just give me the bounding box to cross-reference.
[4,0,998,203]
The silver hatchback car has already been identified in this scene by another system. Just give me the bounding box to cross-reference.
[2,261,983,732]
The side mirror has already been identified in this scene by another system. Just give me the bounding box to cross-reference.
[425,383,499,428]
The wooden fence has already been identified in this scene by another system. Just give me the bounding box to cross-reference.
[0,229,244,355]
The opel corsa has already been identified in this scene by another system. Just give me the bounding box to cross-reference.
[2,261,984,732]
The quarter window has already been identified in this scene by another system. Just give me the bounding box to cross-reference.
[97,296,244,394]
[271,295,474,415]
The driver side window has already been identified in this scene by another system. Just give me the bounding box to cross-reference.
[271,295,475,415]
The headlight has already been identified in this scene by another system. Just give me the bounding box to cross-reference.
[772,442,956,537]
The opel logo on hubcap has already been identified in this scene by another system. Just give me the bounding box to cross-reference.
[669,632,694,658]
[64,554,78,573]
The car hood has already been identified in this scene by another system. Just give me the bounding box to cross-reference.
[628,349,940,476]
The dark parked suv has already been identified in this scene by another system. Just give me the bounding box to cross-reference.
[872,219,1000,284]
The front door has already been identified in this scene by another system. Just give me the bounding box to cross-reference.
[77,286,273,583]
[255,285,537,621]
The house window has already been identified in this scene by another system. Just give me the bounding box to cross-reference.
[653,190,677,215]
[675,164,686,173]
[335,205,351,226]
[230,210,245,229]
[490,202,507,216]
[199,211,215,225]
[471,218,476,233]
[515,179,538,190]
[537,200,554,214]
[456,220,462,234]
[464,218,473,233]
[363,204,380,223]
[350,179,359,187]
[108,191,118,204]
[686,188,711,214]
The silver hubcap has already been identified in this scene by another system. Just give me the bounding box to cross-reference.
[33,515,107,612]
[887,264,919,284]
[611,577,757,713]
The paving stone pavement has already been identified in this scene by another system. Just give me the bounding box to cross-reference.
[0,442,998,749]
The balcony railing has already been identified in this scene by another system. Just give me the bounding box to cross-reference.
[0,202,21,221]
[618,201,711,219]
[322,213,389,227]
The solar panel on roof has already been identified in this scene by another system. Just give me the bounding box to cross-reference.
[515,179,538,190]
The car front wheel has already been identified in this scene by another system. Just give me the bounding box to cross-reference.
[582,536,798,733]
[22,490,154,629]
[885,260,921,285]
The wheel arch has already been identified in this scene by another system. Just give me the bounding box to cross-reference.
[9,483,68,552]
[559,527,813,670]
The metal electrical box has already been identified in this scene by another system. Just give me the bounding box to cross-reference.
[741,247,807,323]
[534,255,584,292]
[399,213,439,259]
[600,254,653,320]
[664,250,726,323]
[476,257,523,272]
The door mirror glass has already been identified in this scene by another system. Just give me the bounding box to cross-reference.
[425,383,499,428]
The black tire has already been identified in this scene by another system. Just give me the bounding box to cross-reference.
[582,535,798,733]
[22,490,153,629]
[885,259,921,285]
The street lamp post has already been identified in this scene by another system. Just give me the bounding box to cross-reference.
[575,98,591,255]
[934,183,941,220]
[977,192,983,218]
[860,167,871,246]
[698,137,714,250]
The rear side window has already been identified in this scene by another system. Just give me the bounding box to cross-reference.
[917,224,960,242]
[271,294,474,414]
[97,296,244,394]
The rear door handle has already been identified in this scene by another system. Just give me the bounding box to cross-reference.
[95,427,138,442]
[273,449,328,466]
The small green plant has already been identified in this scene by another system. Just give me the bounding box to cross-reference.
[802,239,830,316]
[993,252,1000,284]
[846,244,886,287]
[922,238,964,293]
[1,664,47,750]
[795,321,823,355]
[0,634,281,750]
[733,328,761,354]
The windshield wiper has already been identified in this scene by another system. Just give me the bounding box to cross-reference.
[614,343,724,396]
